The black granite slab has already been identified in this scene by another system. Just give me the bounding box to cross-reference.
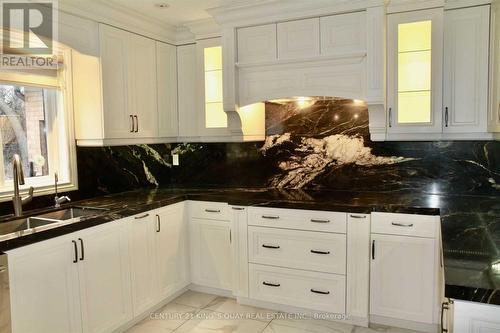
[0,187,498,306]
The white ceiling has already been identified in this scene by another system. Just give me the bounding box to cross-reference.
[106,0,235,26]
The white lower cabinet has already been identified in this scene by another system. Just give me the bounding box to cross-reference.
[452,300,500,333]
[8,220,133,333]
[189,217,233,290]
[155,203,189,298]
[129,203,189,316]
[370,212,440,329]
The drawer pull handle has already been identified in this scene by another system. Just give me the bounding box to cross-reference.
[134,213,150,220]
[310,219,330,223]
[263,282,280,287]
[311,289,330,295]
[262,215,279,219]
[391,222,414,227]
[232,207,245,211]
[310,250,330,255]
[205,209,221,213]
[262,244,280,249]
[350,215,366,219]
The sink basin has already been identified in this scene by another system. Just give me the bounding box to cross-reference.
[0,206,109,242]
[34,206,108,221]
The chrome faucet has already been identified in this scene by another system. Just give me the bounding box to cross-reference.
[12,154,34,217]
[54,172,70,208]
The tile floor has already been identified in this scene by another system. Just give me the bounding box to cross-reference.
[125,291,423,333]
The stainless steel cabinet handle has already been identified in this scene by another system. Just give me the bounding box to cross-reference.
[232,207,245,211]
[391,222,414,227]
[129,115,134,132]
[134,115,139,132]
[0,266,6,273]
[156,214,161,233]
[310,219,330,223]
[311,250,330,255]
[262,244,280,249]
[205,209,221,213]
[350,215,366,219]
[78,238,84,261]
[72,240,78,263]
[263,282,280,287]
[388,107,392,128]
[134,213,150,220]
[445,107,449,127]
[262,215,279,219]
[229,229,232,244]
[311,289,330,295]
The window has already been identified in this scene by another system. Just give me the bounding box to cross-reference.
[397,20,432,123]
[203,46,227,128]
[0,51,77,201]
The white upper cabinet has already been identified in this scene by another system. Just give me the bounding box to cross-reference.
[277,18,320,60]
[177,44,199,138]
[100,24,158,139]
[127,33,158,138]
[387,8,444,135]
[237,24,277,64]
[196,38,230,137]
[386,4,492,140]
[443,5,490,134]
[99,24,131,139]
[157,42,179,137]
[320,11,366,56]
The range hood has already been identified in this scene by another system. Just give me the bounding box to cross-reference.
[209,0,387,142]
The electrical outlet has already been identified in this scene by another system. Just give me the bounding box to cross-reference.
[172,154,179,166]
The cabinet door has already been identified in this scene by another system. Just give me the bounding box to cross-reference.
[128,213,159,316]
[454,300,500,332]
[78,220,133,333]
[128,33,158,138]
[8,235,82,333]
[196,38,230,137]
[277,18,320,60]
[157,42,179,137]
[155,203,189,298]
[99,24,133,139]
[387,9,443,134]
[443,5,489,134]
[370,234,436,324]
[177,44,198,137]
[190,218,232,290]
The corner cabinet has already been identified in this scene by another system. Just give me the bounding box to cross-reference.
[386,5,492,140]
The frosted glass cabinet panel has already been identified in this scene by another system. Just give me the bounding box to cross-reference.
[387,9,443,134]
[197,38,229,135]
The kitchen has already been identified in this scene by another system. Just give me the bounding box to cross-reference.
[0,0,499,332]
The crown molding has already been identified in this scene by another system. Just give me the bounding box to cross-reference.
[58,0,179,44]
[208,0,386,27]
[183,18,222,40]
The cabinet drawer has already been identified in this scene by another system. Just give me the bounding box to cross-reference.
[371,212,439,238]
[249,264,345,314]
[189,201,230,221]
[248,207,346,233]
[248,226,346,274]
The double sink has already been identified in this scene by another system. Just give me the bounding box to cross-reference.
[0,206,109,242]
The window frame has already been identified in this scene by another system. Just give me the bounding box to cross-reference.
[0,47,78,202]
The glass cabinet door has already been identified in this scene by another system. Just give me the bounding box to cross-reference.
[387,8,443,134]
[197,37,229,137]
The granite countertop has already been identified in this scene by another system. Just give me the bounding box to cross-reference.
[0,187,498,306]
